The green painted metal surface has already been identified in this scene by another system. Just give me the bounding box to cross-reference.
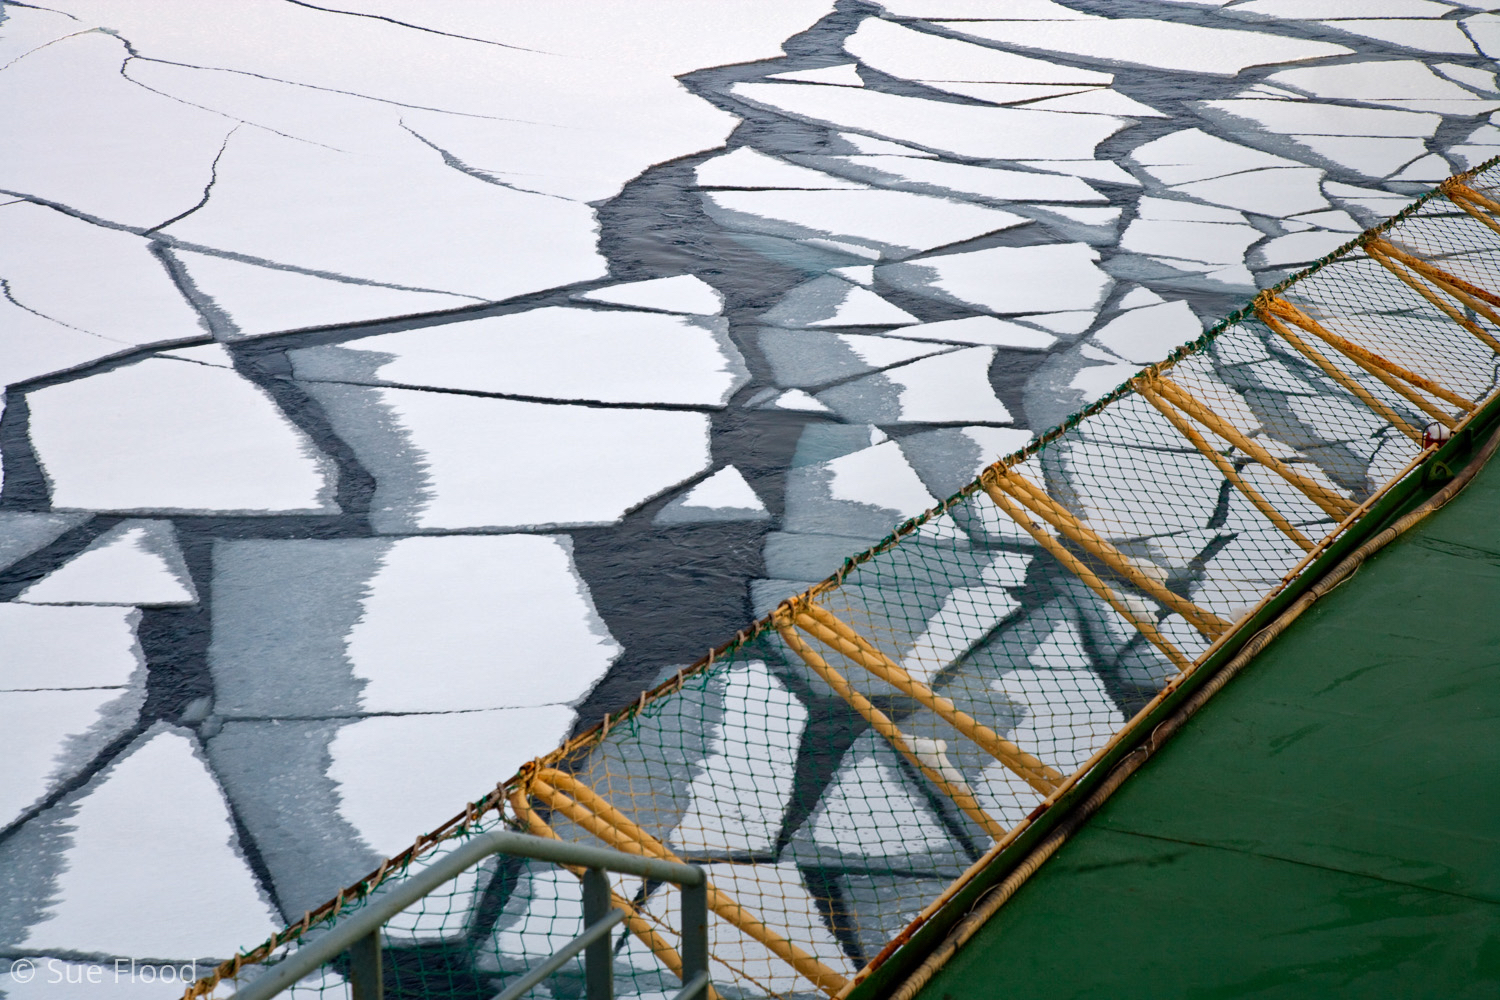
[916,457,1500,1000]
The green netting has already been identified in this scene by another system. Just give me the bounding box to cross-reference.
[186,163,1500,1000]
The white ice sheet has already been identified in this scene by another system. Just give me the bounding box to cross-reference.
[27,357,334,514]
[347,534,619,712]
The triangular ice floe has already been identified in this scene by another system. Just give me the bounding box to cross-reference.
[694,147,865,190]
[655,467,770,525]
[763,389,832,413]
[572,275,723,316]
[767,64,864,87]
[831,264,875,286]
[24,729,280,956]
[809,285,919,327]
[763,275,917,327]
[680,467,766,512]
[1117,287,1167,309]
[835,333,952,368]
[838,131,937,157]
[19,520,196,606]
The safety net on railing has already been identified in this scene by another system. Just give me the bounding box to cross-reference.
[187,163,1500,1000]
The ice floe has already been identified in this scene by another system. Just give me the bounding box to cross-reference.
[669,662,806,856]
[1324,19,1477,57]
[822,156,1109,203]
[0,4,83,70]
[825,440,938,517]
[81,0,831,209]
[1174,167,1330,217]
[839,334,956,369]
[0,202,206,347]
[573,275,724,316]
[1390,153,1453,181]
[1324,180,1422,220]
[920,82,1095,105]
[172,250,472,338]
[763,389,832,413]
[767,63,865,87]
[162,127,606,302]
[883,243,1113,314]
[18,520,195,607]
[704,187,1029,256]
[877,0,1100,16]
[1228,0,1451,16]
[695,147,866,190]
[1,691,128,830]
[756,329,950,388]
[1289,208,1361,233]
[0,604,142,691]
[158,343,235,368]
[761,276,920,327]
[329,708,575,855]
[1118,287,1167,309]
[838,132,938,157]
[939,19,1352,77]
[845,18,1113,86]
[1119,216,1265,269]
[313,385,711,531]
[0,31,230,229]
[1253,230,1353,267]
[839,347,1013,425]
[0,294,129,392]
[1434,63,1499,94]
[22,729,279,958]
[1296,134,1433,177]
[6,0,1498,981]
[832,264,875,286]
[1197,99,1441,139]
[346,535,618,713]
[1465,13,1500,61]
[883,316,1057,350]
[1127,128,1302,185]
[1025,89,1168,118]
[1268,60,1487,112]
[291,307,746,406]
[27,357,335,514]
[1091,300,1203,364]
[1018,159,1141,186]
[1021,307,1102,331]
[1069,355,1140,404]
[656,466,770,525]
[730,83,1129,161]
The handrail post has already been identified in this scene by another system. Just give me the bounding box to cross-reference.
[348,930,381,1000]
[681,878,709,992]
[583,867,613,1000]
[218,831,712,1000]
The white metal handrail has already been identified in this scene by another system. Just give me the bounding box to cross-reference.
[230,830,710,1000]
